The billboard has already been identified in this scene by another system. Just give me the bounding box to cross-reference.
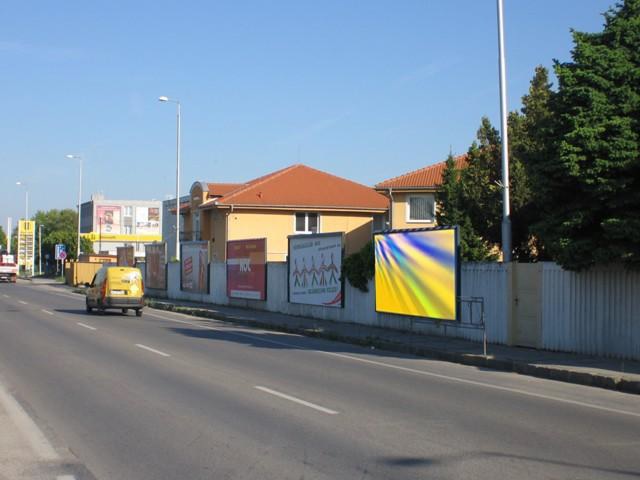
[17,220,35,268]
[226,238,266,300]
[136,207,160,235]
[145,243,167,290]
[181,241,209,293]
[117,246,135,267]
[96,206,121,234]
[374,227,459,321]
[288,232,343,308]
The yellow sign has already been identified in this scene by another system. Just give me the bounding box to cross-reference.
[81,232,162,243]
[17,220,36,267]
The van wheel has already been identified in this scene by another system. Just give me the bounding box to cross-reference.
[122,308,129,315]
[135,309,143,317]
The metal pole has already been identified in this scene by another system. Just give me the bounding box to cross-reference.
[7,217,11,254]
[175,101,181,261]
[38,225,42,275]
[77,157,83,259]
[25,189,29,221]
[497,0,512,262]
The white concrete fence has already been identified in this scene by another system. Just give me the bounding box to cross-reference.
[141,261,640,360]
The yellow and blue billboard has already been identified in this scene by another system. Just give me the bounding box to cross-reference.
[374,227,459,321]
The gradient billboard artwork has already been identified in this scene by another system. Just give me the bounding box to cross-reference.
[374,227,459,321]
[226,238,267,300]
[288,232,343,308]
[145,243,167,290]
[136,207,161,234]
[181,241,209,293]
[96,206,121,234]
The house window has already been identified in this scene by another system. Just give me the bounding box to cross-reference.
[295,213,319,234]
[407,195,435,222]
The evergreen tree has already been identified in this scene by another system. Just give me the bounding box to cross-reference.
[437,152,496,261]
[534,0,640,269]
[0,226,6,252]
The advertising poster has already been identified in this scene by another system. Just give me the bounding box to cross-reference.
[145,243,167,290]
[374,227,459,321]
[288,232,343,308]
[17,220,35,268]
[136,207,160,234]
[181,241,209,293]
[96,206,121,234]
[117,246,135,267]
[226,238,266,300]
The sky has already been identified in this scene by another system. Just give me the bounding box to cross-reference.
[0,0,615,231]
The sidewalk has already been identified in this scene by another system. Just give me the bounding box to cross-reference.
[146,296,640,395]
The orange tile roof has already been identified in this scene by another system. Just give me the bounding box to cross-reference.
[375,154,468,189]
[206,183,245,197]
[200,164,389,211]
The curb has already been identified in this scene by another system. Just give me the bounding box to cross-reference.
[146,300,640,396]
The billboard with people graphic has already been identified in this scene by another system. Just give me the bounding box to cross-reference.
[288,232,344,308]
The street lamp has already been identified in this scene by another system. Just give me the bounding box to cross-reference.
[15,181,28,220]
[158,95,181,261]
[66,154,83,260]
[38,224,44,276]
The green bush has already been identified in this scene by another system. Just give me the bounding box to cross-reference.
[342,241,374,292]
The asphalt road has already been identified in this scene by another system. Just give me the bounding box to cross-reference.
[0,281,639,480]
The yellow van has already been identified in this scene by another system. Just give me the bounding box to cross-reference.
[85,266,144,316]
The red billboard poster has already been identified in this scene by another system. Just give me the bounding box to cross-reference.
[226,238,266,300]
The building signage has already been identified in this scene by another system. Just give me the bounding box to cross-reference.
[181,241,209,293]
[288,232,343,308]
[145,243,167,290]
[374,227,459,321]
[226,238,266,300]
[17,220,35,269]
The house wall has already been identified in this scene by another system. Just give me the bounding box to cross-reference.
[389,192,436,229]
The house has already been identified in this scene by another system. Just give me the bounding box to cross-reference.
[375,155,467,229]
[80,194,162,258]
[171,164,389,261]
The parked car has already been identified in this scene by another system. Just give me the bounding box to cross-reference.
[85,266,144,316]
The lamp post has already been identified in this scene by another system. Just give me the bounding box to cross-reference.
[496,0,512,262]
[38,224,44,275]
[15,181,28,220]
[158,96,181,261]
[66,154,83,260]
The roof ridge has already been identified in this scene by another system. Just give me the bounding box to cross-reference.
[375,154,467,187]
[219,164,301,203]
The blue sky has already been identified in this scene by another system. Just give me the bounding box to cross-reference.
[0,0,614,231]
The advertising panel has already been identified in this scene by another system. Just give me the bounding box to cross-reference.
[181,241,209,293]
[288,232,343,308]
[136,207,160,235]
[117,246,135,267]
[145,243,167,290]
[17,220,35,268]
[96,206,121,234]
[226,238,266,300]
[374,227,459,321]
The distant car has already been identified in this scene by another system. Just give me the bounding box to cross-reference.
[85,266,144,316]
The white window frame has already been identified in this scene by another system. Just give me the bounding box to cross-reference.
[294,212,320,234]
[406,194,435,223]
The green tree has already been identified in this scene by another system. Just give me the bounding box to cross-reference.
[0,225,6,252]
[436,153,495,261]
[33,209,93,265]
[534,0,640,270]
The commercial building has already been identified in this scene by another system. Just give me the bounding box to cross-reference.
[80,194,163,258]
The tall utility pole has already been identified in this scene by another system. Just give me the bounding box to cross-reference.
[497,0,512,262]
[6,217,11,253]
[159,96,182,261]
[66,154,83,259]
[38,224,44,275]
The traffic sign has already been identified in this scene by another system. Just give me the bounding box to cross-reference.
[59,250,67,260]
[55,244,66,260]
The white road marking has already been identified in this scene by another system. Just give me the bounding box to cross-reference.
[41,309,54,315]
[255,386,339,415]
[0,379,59,460]
[18,300,28,305]
[147,309,640,419]
[2,294,9,298]
[77,322,96,331]
[57,476,76,480]
[135,344,171,357]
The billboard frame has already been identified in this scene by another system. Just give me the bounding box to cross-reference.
[374,226,460,322]
[144,242,167,290]
[225,237,268,301]
[180,241,210,294]
[287,231,345,308]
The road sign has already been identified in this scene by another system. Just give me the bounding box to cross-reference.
[55,244,66,261]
